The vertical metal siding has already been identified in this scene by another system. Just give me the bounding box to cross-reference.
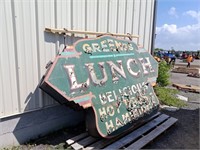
[87,0,98,32]
[138,0,146,46]
[108,0,118,33]
[132,0,140,44]
[14,1,39,111]
[125,0,134,35]
[0,0,155,118]
[98,0,108,32]
[117,0,126,34]
[1,0,19,116]
[35,0,57,107]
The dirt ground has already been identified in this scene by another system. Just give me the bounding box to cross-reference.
[144,108,199,149]
[29,108,199,149]
[144,71,200,149]
[7,69,200,149]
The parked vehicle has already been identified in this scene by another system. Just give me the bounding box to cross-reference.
[163,52,176,65]
[181,52,188,59]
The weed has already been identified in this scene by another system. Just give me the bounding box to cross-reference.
[154,86,186,107]
[156,61,170,87]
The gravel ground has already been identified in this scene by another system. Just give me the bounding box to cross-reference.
[169,72,200,110]
[144,72,200,149]
[170,71,200,87]
[175,59,200,68]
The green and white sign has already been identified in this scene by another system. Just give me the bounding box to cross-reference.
[40,36,159,138]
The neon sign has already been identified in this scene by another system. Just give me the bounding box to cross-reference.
[40,36,159,137]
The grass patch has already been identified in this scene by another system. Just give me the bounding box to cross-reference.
[154,86,187,107]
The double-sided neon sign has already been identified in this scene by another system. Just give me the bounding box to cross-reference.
[40,36,159,137]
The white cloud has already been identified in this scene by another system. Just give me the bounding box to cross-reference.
[155,23,200,51]
[156,24,177,34]
[168,7,178,18]
[156,10,200,51]
[185,10,200,23]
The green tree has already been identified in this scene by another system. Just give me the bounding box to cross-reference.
[154,48,164,52]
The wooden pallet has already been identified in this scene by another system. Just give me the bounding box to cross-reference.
[66,113,177,150]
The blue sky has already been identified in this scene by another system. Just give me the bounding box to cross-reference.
[155,0,200,51]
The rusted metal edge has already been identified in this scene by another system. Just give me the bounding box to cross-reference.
[44,27,139,38]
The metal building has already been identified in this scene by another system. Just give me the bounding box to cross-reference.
[0,0,156,147]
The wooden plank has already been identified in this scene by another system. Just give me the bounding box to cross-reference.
[69,113,162,150]
[126,117,178,150]
[172,83,200,93]
[71,142,84,150]
[188,73,200,78]
[71,136,98,150]
[172,67,200,74]
[84,137,115,150]
[45,27,139,38]
[66,132,88,145]
[104,114,169,149]
[85,112,161,150]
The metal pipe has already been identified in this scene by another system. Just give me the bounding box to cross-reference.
[45,27,139,39]
[151,0,158,55]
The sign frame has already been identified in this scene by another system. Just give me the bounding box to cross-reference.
[40,35,159,138]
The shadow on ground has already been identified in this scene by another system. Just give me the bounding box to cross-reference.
[144,108,199,149]
[30,121,86,146]
[19,108,199,149]
[11,33,85,146]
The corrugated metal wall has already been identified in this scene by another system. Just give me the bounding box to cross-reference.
[0,0,155,118]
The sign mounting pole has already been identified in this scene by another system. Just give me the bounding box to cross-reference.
[45,27,140,39]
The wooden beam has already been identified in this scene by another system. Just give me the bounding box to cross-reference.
[45,27,139,39]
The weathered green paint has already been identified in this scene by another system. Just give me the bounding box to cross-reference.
[40,36,159,138]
